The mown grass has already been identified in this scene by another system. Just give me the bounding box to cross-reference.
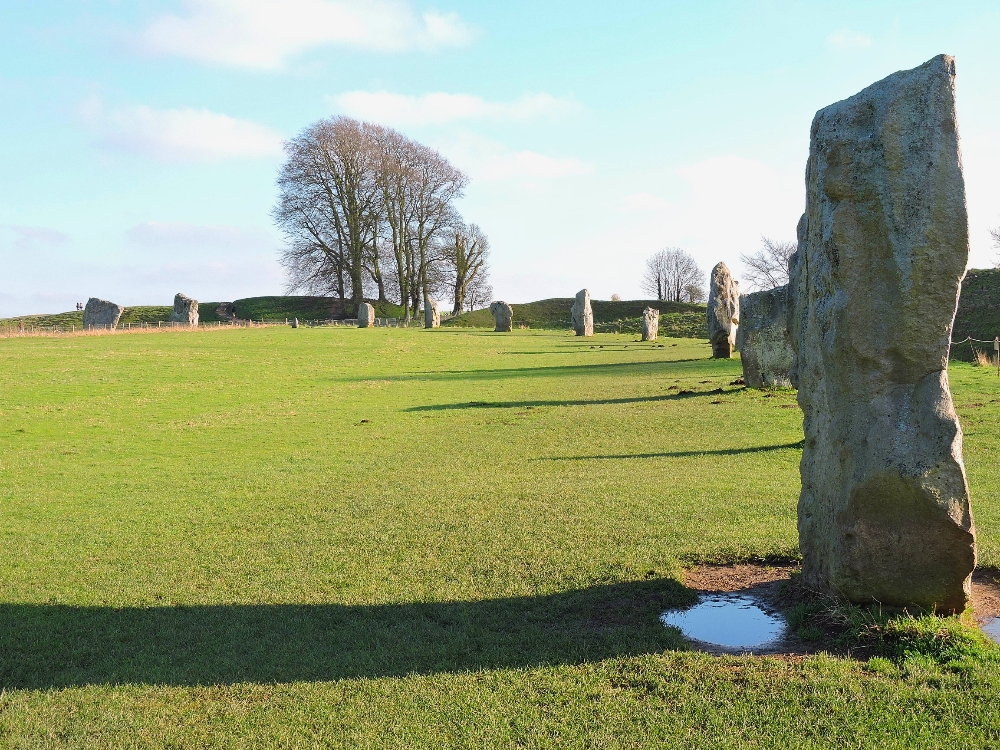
[0,327,999,747]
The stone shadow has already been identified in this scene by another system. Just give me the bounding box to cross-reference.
[0,579,692,690]
[406,390,712,412]
[536,441,804,461]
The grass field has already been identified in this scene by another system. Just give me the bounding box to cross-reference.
[1,327,1000,747]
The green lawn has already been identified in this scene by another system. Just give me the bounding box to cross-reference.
[1,327,999,747]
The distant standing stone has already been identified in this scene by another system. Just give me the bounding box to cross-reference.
[641,307,659,341]
[291,318,299,329]
[789,54,975,613]
[736,286,793,388]
[707,263,739,358]
[424,298,440,329]
[358,303,375,328]
[82,298,124,330]
[169,293,199,326]
[571,289,593,336]
[490,301,514,332]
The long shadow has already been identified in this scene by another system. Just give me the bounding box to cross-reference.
[536,441,805,461]
[0,579,693,689]
[407,390,709,412]
[363,358,714,384]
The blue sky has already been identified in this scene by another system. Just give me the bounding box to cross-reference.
[2,0,998,316]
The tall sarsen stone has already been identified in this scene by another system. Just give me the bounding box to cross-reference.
[83,298,123,329]
[571,289,593,337]
[169,293,199,326]
[789,55,975,613]
[707,263,739,358]
[641,307,659,342]
[736,286,793,388]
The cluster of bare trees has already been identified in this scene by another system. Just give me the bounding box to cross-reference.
[739,237,796,291]
[641,248,705,302]
[273,116,491,320]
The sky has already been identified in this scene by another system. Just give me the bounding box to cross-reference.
[1,0,998,317]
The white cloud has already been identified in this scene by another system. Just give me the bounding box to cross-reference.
[82,97,284,162]
[331,91,577,127]
[616,192,671,213]
[439,133,592,184]
[139,0,476,69]
[2,225,70,252]
[826,30,873,50]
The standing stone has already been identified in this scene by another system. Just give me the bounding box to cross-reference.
[789,55,975,613]
[216,302,236,321]
[291,318,299,329]
[736,286,794,388]
[82,298,124,330]
[641,307,659,342]
[571,289,593,336]
[358,303,375,328]
[169,293,199,326]
[424,298,440,329]
[707,263,739,358]
[490,301,514,332]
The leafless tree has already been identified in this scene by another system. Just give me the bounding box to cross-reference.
[740,236,796,291]
[443,223,490,314]
[992,226,1000,268]
[465,275,493,312]
[684,283,706,303]
[275,117,470,318]
[641,248,703,302]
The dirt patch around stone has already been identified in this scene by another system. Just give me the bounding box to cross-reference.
[671,563,1000,658]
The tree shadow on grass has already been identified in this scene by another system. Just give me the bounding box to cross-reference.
[407,390,711,412]
[535,441,805,461]
[0,579,694,690]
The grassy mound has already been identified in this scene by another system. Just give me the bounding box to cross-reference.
[445,298,708,338]
[953,268,1000,361]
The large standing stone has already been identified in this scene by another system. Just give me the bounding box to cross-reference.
[83,298,123,329]
[571,289,593,336]
[358,303,375,328]
[707,263,739,358]
[736,286,794,388]
[424,298,440,329]
[169,293,199,326]
[641,307,659,341]
[789,54,975,613]
[490,301,513,332]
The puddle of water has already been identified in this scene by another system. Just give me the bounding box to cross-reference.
[660,593,785,650]
[982,618,1000,644]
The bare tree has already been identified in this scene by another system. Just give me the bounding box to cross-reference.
[465,274,493,312]
[740,236,796,291]
[992,226,1000,268]
[641,248,703,302]
[274,116,383,312]
[684,283,705,303]
[443,223,490,314]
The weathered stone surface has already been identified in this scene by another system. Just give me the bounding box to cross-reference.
[641,307,659,341]
[169,293,199,325]
[216,302,236,321]
[490,301,513,332]
[789,54,975,613]
[571,289,593,336]
[424,298,440,329]
[83,298,123,329]
[736,286,794,388]
[707,263,739,358]
[358,303,375,328]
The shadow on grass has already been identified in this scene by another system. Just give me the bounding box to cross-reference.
[536,441,805,461]
[0,579,693,689]
[407,390,712,412]
[370,358,718,384]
